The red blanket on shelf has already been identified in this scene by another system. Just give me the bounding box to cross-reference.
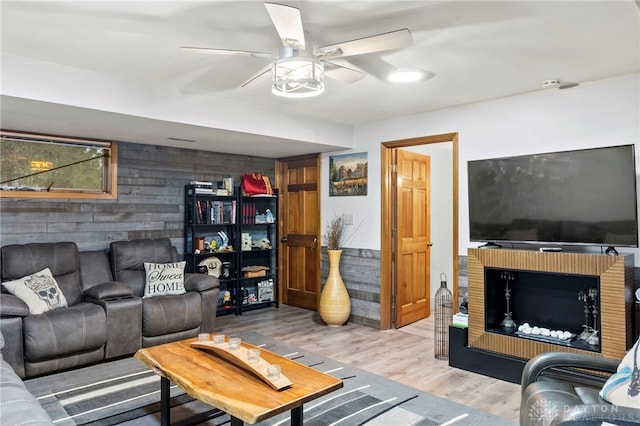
[241,172,273,196]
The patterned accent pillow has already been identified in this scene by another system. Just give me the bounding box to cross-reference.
[600,338,640,408]
[143,261,186,298]
[1,268,68,314]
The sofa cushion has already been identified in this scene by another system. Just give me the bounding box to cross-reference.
[2,268,68,315]
[23,303,106,363]
[110,238,175,297]
[1,242,83,306]
[142,291,201,337]
[600,338,640,408]
[78,249,114,292]
[143,261,186,298]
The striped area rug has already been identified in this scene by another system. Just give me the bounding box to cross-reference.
[24,332,516,426]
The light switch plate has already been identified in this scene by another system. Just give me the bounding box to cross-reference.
[343,213,354,225]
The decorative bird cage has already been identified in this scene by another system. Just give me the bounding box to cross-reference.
[434,273,453,360]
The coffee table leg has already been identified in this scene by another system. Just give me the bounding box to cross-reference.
[291,405,303,426]
[230,416,243,426]
[161,376,171,426]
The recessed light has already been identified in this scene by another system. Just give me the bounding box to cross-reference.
[541,79,561,89]
[541,79,579,90]
[387,68,429,83]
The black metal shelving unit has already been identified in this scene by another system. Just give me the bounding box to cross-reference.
[184,184,278,316]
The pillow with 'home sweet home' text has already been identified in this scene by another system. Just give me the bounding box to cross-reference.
[143,261,186,298]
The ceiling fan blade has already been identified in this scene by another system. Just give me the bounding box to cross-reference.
[180,46,272,59]
[241,64,272,88]
[264,2,306,50]
[319,28,412,58]
[323,62,367,84]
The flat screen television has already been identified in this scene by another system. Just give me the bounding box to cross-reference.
[467,144,638,248]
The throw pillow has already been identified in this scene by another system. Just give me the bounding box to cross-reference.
[1,268,68,315]
[600,338,640,408]
[143,261,186,298]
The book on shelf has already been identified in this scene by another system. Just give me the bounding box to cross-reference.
[190,180,213,193]
[258,278,274,302]
[196,200,205,224]
[208,200,237,224]
[243,203,257,224]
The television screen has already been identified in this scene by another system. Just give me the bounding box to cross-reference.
[467,144,638,248]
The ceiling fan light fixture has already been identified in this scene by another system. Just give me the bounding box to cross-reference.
[387,68,426,83]
[272,57,324,98]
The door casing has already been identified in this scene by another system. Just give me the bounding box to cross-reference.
[380,133,459,330]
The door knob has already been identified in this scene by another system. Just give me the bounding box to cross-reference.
[281,237,288,243]
[427,242,433,247]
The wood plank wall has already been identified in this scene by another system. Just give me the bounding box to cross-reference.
[0,142,274,252]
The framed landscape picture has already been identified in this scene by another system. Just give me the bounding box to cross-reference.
[329,152,368,196]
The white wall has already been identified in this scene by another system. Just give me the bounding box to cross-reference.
[322,73,640,265]
[404,143,454,295]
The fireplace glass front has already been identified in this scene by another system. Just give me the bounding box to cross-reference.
[484,267,601,353]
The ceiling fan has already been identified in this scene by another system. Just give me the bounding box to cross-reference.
[181,2,413,98]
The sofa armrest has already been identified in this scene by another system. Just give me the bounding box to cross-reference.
[184,273,220,292]
[83,281,133,300]
[83,281,141,359]
[0,293,29,317]
[521,352,620,391]
[0,357,53,425]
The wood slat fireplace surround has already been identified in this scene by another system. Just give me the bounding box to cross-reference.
[467,248,634,361]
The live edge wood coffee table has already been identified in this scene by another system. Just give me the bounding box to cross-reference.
[134,337,343,426]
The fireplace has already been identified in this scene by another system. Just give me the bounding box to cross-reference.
[467,248,634,361]
[484,268,601,352]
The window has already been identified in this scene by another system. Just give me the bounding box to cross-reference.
[0,131,117,199]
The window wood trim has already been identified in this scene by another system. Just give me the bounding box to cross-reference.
[0,130,118,200]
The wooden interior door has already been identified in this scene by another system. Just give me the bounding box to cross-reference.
[395,149,432,327]
[275,154,321,310]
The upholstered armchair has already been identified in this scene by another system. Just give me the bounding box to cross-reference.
[520,351,640,425]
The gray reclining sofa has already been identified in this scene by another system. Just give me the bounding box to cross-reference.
[0,238,220,379]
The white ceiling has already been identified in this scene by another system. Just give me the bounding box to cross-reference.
[1,1,639,158]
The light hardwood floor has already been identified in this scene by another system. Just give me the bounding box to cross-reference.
[215,304,521,422]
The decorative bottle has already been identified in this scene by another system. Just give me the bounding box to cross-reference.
[434,273,453,360]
